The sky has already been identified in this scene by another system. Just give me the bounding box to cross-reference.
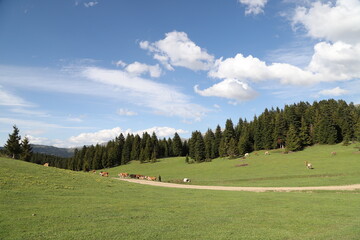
[1,0,360,148]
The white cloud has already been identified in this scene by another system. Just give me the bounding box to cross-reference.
[84,1,98,8]
[125,62,162,78]
[318,86,349,96]
[140,31,214,71]
[117,108,138,116]
[114,60,127,67]
[194,78,258,103]
[238,0,268,15]
[292,0,360,44]
[209,53,321,85]
[66,126,187,147]
[82,66,208,121]
[308,41,360,81]
[0,65,208,121]
[10,108,50,117]
[0,86,33,107]
[133,126,187,138]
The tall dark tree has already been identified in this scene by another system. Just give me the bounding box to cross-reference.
[213,125,222,158]
[20,137,32,162]
[204,129,215,160]
[286,124,302,151]
[172,132,183,156]
[194,131,205,163]
[4,125,22,159]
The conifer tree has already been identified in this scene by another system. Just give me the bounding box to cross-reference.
[172,132,183,156]
[299,117,311,147]
[286,124,302,151]
[20,137,32,162]
[194,131,205,163]
[4,125,22,159]
[213,125,222,158]
[131,134,141,160]
[204,129,215,160]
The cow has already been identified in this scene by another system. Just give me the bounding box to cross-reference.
[91,170,96,174]
[99,171,109,177]
[245,153,250,157]
[331,151,337,156]
[43,163,49,167]
[147,176,157,181]
[265,151,270,155]
[129,174,137,179]
[183,178,191,183]
[304,161,313,169]
[118,173,129,178]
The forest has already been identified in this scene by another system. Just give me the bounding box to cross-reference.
[3,99,360,171]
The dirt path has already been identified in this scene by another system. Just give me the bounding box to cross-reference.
[115,178,360,192]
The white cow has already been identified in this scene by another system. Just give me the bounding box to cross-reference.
[183,178,191,183]
[245,153,249,157]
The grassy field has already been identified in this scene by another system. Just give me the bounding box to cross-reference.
[1,144,360,239]
[107,144,360,187]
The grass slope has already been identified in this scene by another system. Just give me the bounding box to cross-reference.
[1,148,360,240]
[107,144,360,187]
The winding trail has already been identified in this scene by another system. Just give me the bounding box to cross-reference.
[116,178,360,192]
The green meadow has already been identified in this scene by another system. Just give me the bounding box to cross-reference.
[1,144,360,239]
[107,144,360,187]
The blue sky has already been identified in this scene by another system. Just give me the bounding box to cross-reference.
[1,0,359,148]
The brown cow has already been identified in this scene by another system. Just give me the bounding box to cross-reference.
[91,170,96,174]
[265,151,270,155]
[331,151,337,156]
[118,173,129,178]
[147,176,157,181]
[43,163,49,167]
[99,171,109,177]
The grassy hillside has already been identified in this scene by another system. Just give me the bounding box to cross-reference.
[1,150,360,240]
[106,144,360,187]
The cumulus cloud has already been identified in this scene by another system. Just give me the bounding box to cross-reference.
[140,31,214,71]
[194,79,258,103]
[292,0,360,44]
[125,62,162,78]
[238,0,268,15]
[67,126,187,147]
[117,108,138,116]
[209,53,321,85]
[318,86,349,96]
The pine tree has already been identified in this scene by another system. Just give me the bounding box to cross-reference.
[130,134,141,160]
[20,137,32,162]
[204,129,215,160]
[194,132,205,163]
[238,124,252,155]
[299,116,311,147]
[286,124,302,151]
[4,125,22,159]
[213,125,222,158]
[172,132,183,156]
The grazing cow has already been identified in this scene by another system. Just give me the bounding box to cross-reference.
[136,174,145,179]
[304,161,313,169]
[43,163,49,167]
[99,171,109,177]
[183,178,191,183]
[245,153,250,157]
[331,151,337,156]
[265,151,270,155]
[118,173,129,178]
[129,174,137,179]
[147,176,157,181]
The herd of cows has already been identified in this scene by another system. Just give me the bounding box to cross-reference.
[94,170,158,181]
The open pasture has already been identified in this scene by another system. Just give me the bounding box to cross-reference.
[1,144,360,239]
[108,144,360,187]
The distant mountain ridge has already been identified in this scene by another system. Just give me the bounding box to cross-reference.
[30,144,75,158]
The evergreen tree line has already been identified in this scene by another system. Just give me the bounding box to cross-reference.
[4,99,360,170]
[66,132,188,171]
[187,99,360,162]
